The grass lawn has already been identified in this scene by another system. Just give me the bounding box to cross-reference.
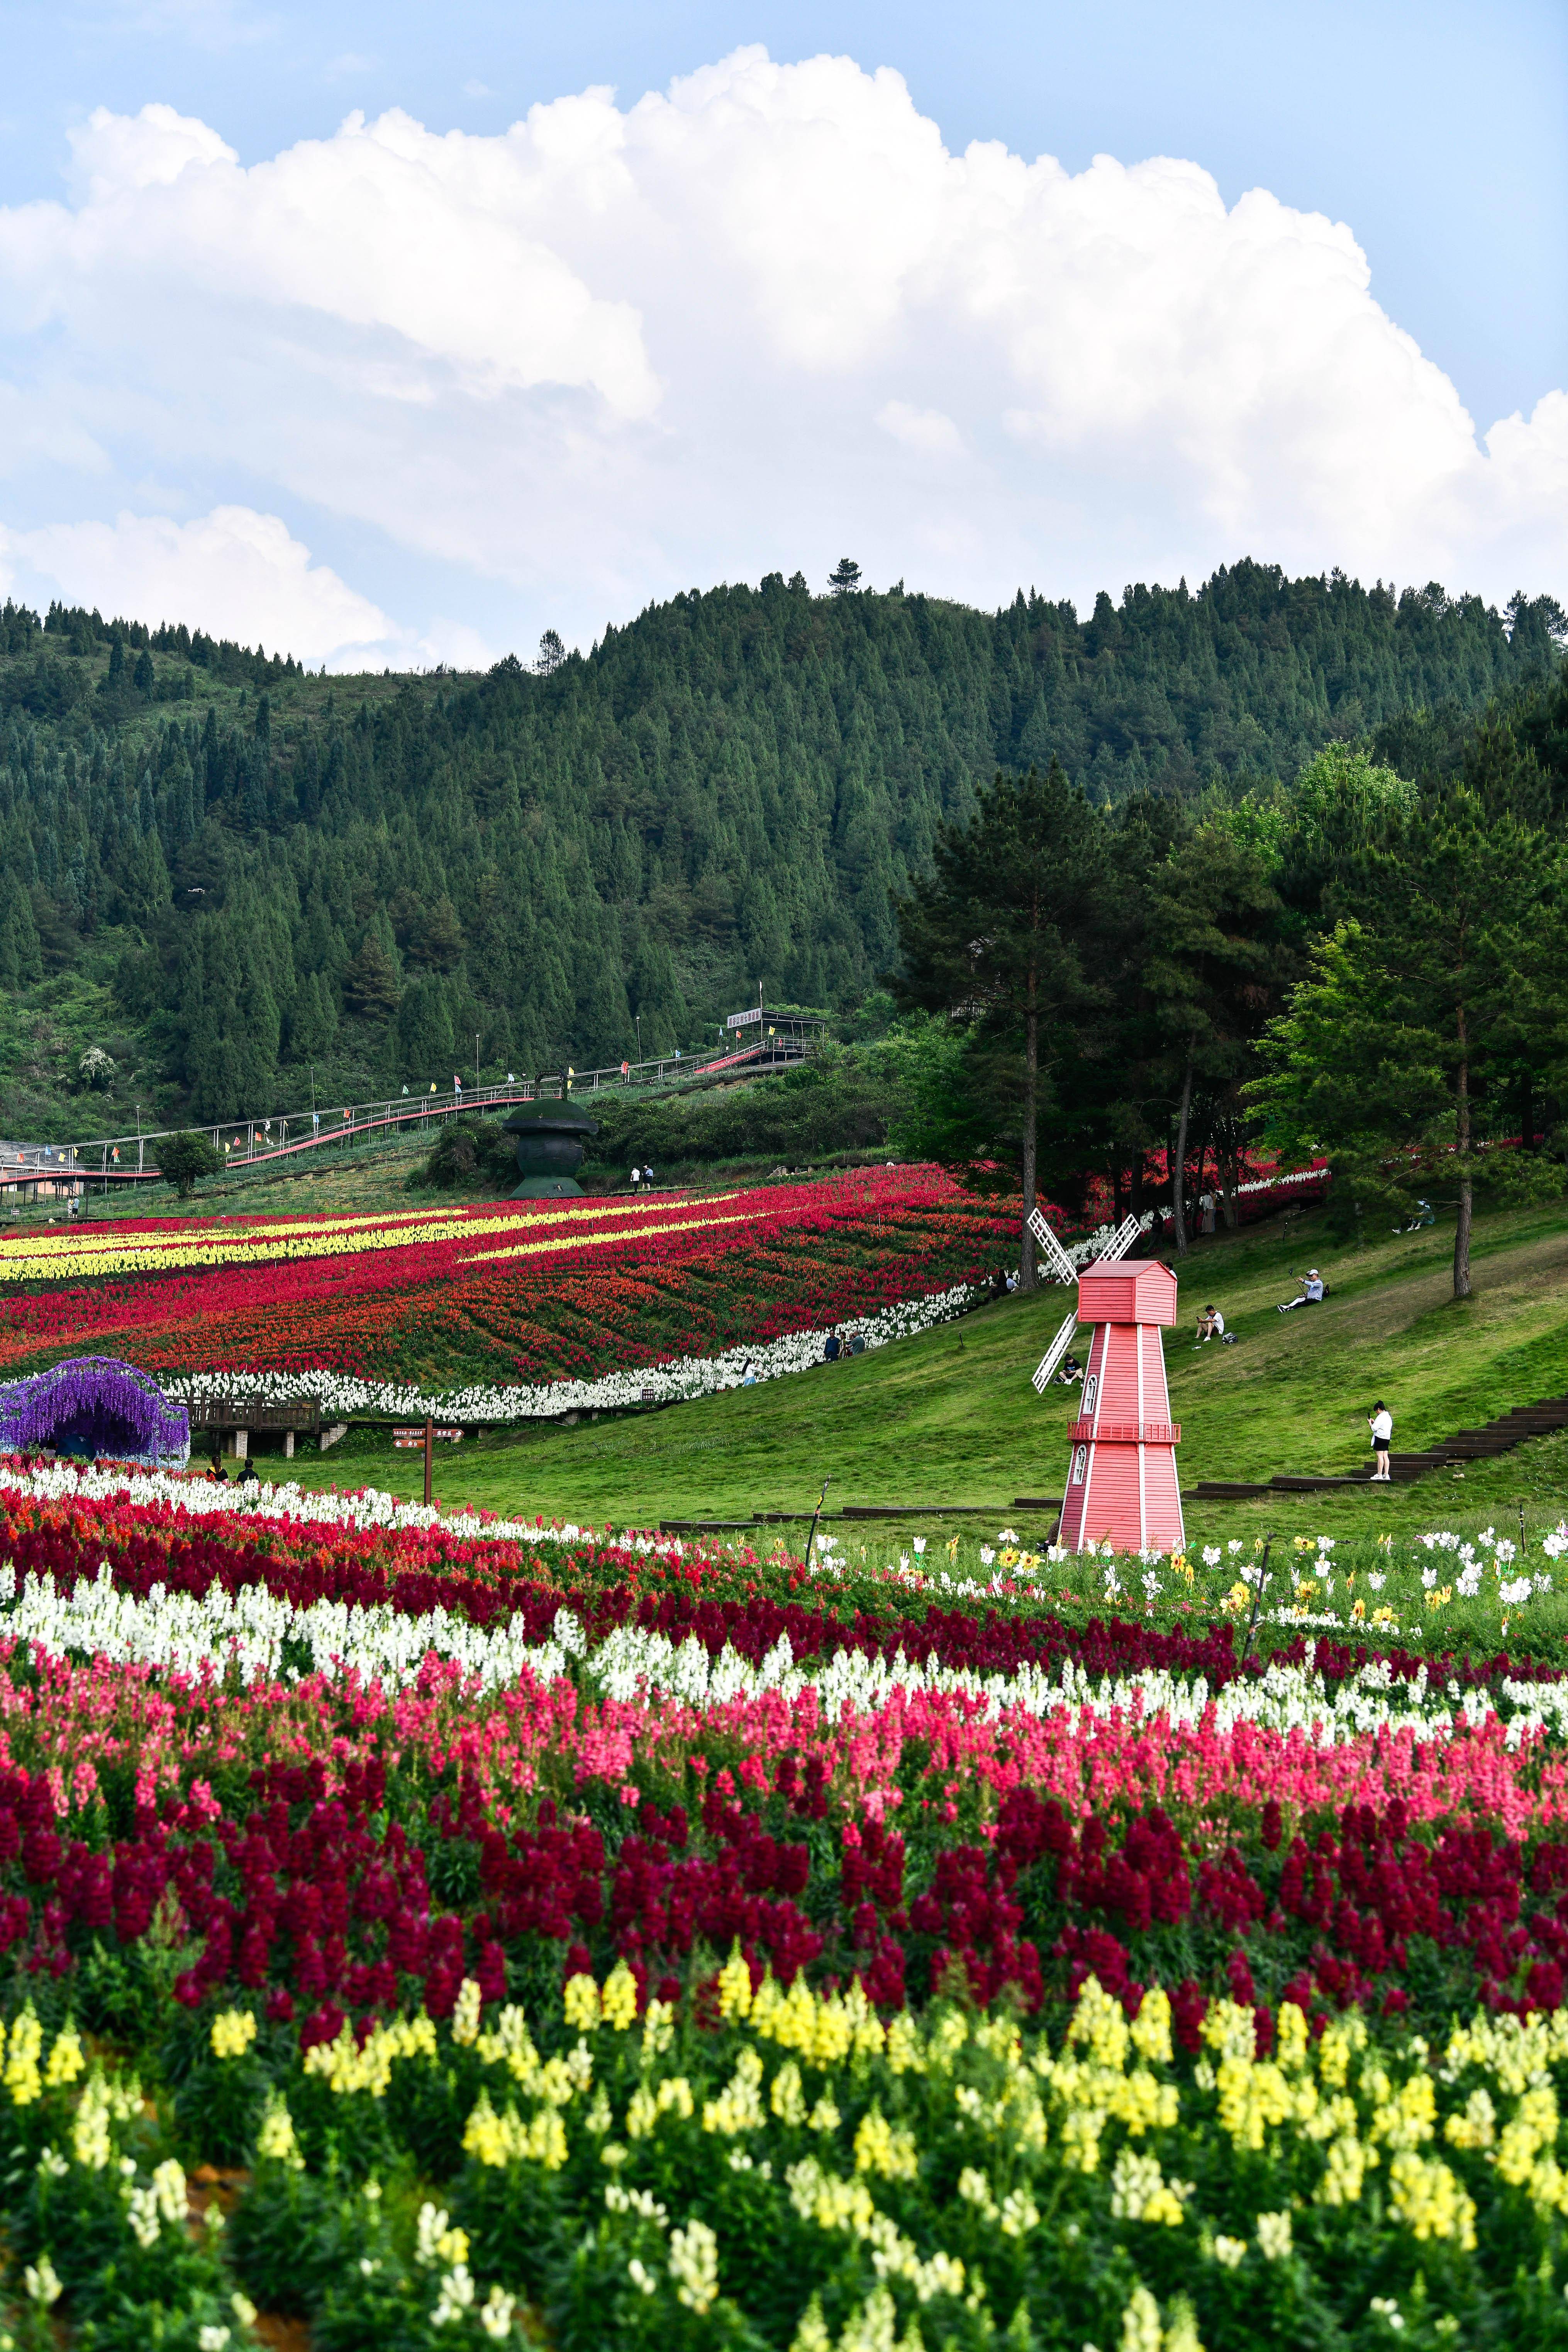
[249,1193,1568,1553]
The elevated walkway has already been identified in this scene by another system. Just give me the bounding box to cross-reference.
[8,1033,815,1197]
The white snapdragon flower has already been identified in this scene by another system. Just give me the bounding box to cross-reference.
[159,1284,986,1427]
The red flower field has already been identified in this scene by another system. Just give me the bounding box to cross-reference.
[0,1168,1016,1389]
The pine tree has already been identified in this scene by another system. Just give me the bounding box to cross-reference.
[342,933,402,1022]
[395,974,455,1080]
[892,760,1107,1287]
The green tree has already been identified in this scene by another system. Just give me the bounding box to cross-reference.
[890,761,1106,1288]
[1251,788,1566,1297]
[342,933,402,1023]
[288,971,339,1062]
[408,894,465,974]
[1144,821,1285,1250]
[120,829,172,927]
[158,1129,220,1199]
[396,975,456,1082]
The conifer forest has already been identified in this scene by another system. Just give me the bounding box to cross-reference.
[0,563,1561,1139]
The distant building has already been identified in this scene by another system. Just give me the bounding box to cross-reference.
[721,1003,829,1067]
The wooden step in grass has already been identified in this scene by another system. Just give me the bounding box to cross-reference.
[1197,1385,1568,1506]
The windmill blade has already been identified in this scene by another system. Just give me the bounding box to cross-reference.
[1099,1212,1143,1265]
[1032,1310,1080,1392]
[1026,1206,1078,1285]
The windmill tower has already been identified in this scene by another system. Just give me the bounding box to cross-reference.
[1027,1208,1185,1555]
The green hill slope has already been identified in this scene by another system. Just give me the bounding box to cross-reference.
[0,564,1558,1141]
[259,1197,1568,1544]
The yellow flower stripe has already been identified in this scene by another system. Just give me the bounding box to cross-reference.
[17,1958,1568,2334]
[0,1190,745,1288]
[462,1207,757,1268]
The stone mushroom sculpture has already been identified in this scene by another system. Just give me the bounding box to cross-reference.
[502,1102,600,1199]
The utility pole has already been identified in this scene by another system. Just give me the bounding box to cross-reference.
[635,1012,642,1063]
[423,1416,434,1509]
[475,1032,481,1092]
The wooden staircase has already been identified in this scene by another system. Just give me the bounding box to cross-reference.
[1192,1396,1568,1502]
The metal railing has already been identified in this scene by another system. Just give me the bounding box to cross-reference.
[2,1030,812,1190]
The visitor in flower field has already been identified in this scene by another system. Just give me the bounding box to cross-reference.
[1370,1399,1394,1480]
[1278,1267,1325,1311]
[629,1165,641,1190]
[823,1329,842,1361]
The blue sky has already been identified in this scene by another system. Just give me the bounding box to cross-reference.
[0,0,1563,663]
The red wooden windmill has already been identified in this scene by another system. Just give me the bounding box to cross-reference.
[1026,1208,1185,1556]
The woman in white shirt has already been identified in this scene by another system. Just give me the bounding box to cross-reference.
[1368,1401,1393,1480]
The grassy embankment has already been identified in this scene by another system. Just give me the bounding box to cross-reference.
[251,1195,1568,1554]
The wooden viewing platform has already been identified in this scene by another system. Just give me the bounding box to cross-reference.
[183,1394,348,1460]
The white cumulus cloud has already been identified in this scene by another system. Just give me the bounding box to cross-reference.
[0,507,388,663]
[0,47,1560,658]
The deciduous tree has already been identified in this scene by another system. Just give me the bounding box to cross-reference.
[1251,788,1566,1297]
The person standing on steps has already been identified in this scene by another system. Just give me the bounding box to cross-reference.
[1368,1400,1393,1480]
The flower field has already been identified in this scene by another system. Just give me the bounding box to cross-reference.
[8,1466,1568,2340]
[0,1170,1015,1410]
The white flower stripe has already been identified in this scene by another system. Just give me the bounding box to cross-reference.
[154,1284,982,1421]
[2,1561,1563,1744]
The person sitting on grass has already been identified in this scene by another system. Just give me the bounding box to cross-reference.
[1278,1268,1325,1312]
[1195,1304,1225,1344]
[1055,1352,1084,1385]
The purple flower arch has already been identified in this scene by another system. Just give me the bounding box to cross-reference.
[0,1357,190,1467]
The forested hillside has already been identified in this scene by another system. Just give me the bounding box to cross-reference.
[0,563,1561,1138]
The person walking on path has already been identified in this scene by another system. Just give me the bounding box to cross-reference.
[1368,1400,1393,1481]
